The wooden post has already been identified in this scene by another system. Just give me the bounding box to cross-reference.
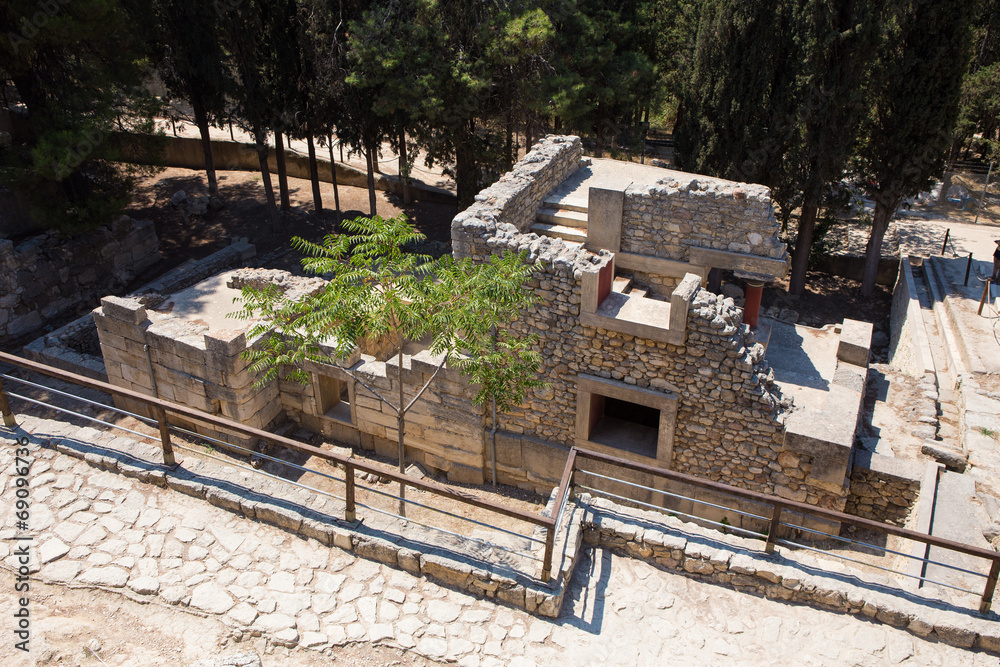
[965,252,974,286]
[0,376,16,427]
[345,462,356,523]
[979,279,992,316]
[940,229,950,255]
[981,558,1000,614]
[541,524,555,583]
[155,407,175,466]
[765,504,783,554]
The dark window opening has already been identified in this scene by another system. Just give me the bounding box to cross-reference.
[317,375,352,423]
[588,394,659,459]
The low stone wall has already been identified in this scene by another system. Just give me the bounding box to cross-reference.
[582,495,1000,653]
[26,239,257,381]
[9,418,584,619]
[889,258,932,377]
[619,175,786,263]
[846,450,922,526]
[93,288,282,446]
[0,217,160,344]
[452,135,582,234]
[115,132,457,205]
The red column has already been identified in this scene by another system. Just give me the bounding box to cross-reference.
[743,281,764,328]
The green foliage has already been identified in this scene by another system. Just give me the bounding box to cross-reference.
[0,0,163,232]
[234,214,543,418]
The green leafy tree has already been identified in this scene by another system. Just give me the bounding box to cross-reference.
[854,0,973,296]
[153,0,232,196]
[0,0,162,231]
[234,214,542,506]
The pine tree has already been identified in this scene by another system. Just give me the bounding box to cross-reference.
[854,0,973,296]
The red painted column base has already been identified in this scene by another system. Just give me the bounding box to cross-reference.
[743,281,764,328]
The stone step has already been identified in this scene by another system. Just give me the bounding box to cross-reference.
[536,207,589,229]
[540,197,589,214]
[529,222,587,244]
[612,276,632,293]
[627,286,648,299]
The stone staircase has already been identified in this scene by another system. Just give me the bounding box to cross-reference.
[530,201,588,244]
[911,260,966,470]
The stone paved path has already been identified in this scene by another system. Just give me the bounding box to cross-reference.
[1,433,995,666]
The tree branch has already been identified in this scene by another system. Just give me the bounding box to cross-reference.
[403,353,449,414]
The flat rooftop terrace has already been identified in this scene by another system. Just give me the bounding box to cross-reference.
[150,270,255,331]
[764,318,840,412]
[543,157,675,210]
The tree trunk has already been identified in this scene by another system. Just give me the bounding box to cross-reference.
[861,199,896,297]
[397,125,411,205]
[397,346,406,516]
[365,141,377,216]
[455,120,478,208]
[254,132,278,230]
[307,134,322,212]
[789,201,819,296]
[274,131,290,211]
[192,100,218,196]
[525,117,532,154]
[504,108,514,171]
[328,137,341,217]
[939,170,954,205]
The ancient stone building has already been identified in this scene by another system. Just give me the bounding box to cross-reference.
[92,135,887,532]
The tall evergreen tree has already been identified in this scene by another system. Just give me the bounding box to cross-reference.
[854,0,973,296]
[153,0,232,196]
[786,0,882,296]
[0,0,161,231]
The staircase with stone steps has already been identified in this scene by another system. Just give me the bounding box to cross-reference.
[530,203,589,244]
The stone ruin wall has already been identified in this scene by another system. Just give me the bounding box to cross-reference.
[1,216,160,344]
[93,291,282,447]
[449,219,820,506]
[619,176,786,264]
[463,135,583,234]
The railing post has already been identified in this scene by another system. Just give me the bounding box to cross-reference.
[345,462,356,523]
[765,503,783,554]
[154,406,177,466]
[940,228,950,255]
[541,522,555,583]
[154,407,175,466]
[0,376,16,427]
[981,558,1000,614]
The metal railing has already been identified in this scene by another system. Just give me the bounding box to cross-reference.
[566,447,1000,614]
[0,352,562,582]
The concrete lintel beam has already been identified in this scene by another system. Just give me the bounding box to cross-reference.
[687,246,788,279]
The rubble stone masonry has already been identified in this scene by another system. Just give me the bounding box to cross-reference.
[1,216,159,343]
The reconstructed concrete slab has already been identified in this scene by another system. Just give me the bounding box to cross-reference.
[152,271,255,332]
[764,319,839,410]
[543,158,671,211]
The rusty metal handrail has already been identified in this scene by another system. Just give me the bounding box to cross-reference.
[570,446,1000,614]
[0,351,559,581]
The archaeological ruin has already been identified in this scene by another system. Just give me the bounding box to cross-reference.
[69,135,918,535]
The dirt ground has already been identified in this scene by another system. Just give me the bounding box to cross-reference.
[761,270,893,333]
[124,167,459,286]
[0,579,436,667]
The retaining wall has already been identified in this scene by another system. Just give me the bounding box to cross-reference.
[889,258,933,377]
[0,217,159,344]
[846,449,922,526]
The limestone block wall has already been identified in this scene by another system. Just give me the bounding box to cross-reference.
[889,258,932,377]
[93,294,281,446]
[452,135,582,234]
[0,217,160,344]
[845,451,921,526]
[619,176,785,263]
[280,349,490,486]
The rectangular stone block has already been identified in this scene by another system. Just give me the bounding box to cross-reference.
[100,296,148,324]
[837,319,873,366]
